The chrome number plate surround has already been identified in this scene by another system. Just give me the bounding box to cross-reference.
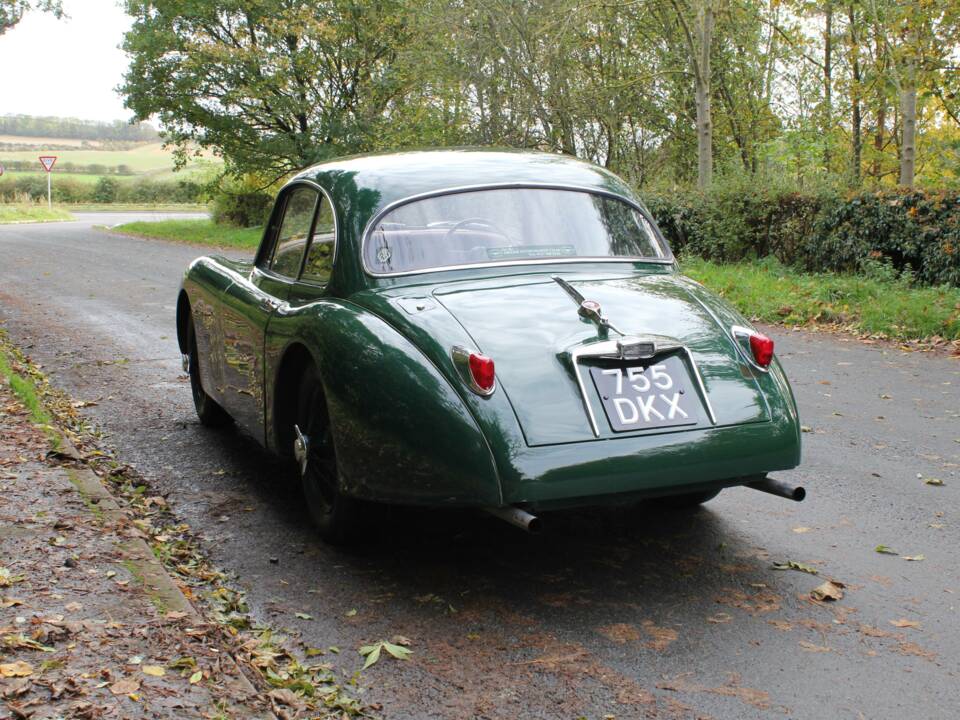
[589,356,700,433]
[570,336,717,437]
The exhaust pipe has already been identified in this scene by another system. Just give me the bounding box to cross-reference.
[747,476,806,502]
[484,506,542,533]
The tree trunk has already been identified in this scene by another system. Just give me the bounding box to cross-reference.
[694,1,714,189]
[848,2,861,185]
[823,2,833,168]
[899,85,916,186]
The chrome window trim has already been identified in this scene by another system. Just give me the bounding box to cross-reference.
[360,182,675,278]
[295,179,340,287]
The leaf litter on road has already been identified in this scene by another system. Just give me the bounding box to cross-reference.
[359,640,413,670]
[811,580,845,602]
[772,560,819,575]
[875,545,898,555]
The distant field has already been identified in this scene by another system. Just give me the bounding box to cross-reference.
[0,142,218,173]
[0,134,94,147]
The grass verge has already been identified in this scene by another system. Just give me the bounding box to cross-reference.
[682,256,960,342]
[109,218,262,249]
[0,341,61,449]
[0,203,73,224]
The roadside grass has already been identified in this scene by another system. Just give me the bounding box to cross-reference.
[682,256,960,342]
[0,202,73,223]
[109,218,262,249]
[0,343,60,449]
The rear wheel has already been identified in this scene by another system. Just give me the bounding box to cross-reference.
[656,489,721,509]
[295,365,359,544]
[187,319,231,427]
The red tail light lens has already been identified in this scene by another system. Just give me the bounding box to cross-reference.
[749,333,775,368]
[468,353,496,392]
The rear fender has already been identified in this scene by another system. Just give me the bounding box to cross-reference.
[265,300,503,506]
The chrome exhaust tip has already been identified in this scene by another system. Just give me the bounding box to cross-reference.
[483,506,542,533]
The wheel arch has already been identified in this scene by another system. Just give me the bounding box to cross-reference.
[176,289,192,354]
[265,303,503,507]
[270,341,318,460]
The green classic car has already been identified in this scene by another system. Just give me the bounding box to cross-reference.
[177,149,803,542]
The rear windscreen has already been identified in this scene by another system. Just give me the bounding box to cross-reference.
[364,188,668,274]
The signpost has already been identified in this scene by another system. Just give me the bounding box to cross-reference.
[39,156,57,209]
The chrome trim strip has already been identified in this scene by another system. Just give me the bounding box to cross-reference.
[359,182,674,278]
[571,339,716,438]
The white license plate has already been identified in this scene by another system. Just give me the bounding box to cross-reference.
[589,355,700,432]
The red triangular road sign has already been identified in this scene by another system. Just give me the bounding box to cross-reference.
[39,156,57,172]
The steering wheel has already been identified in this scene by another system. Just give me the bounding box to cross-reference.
[442,218,511,245]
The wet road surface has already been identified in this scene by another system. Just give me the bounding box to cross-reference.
[1,215,958,719]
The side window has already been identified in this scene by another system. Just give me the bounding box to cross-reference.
[270,187,318,277]
[301,196,336,284]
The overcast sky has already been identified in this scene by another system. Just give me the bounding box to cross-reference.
[0,0,133,122]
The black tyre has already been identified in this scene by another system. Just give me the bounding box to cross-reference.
[295,365,359,544]
[187,319,231,427]
[655,489,721,509]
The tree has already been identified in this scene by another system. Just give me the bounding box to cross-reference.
[121,0,413,179]
[664,0,720,189]
[0,0,61,35]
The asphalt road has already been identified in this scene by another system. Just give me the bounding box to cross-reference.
[1,214,958,719]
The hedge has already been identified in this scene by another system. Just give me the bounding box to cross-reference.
[0,175,204,205]
[642,187,960,287]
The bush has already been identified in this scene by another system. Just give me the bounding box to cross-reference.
[212,187,273,227]
[641,187,960,287]
[93,177,119,203]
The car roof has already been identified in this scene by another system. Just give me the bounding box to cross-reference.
[290,148,640,229]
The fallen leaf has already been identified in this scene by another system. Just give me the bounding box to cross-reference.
[0,661,33,678]
[801,425,812,433]
[890,619,921,629]
[142,665,165,677]
[294,612,313,620]
[360,644,382,669]
[345,609,357,617]
[875,545,898,555]
[269,688,304,708]
[382,641,412,660]
[64,602,82,612]
[792,527,812,534]
[189,670,202,684]
[707,612,733,624]
[109,678,140,695]
[799,641,831,652]
[811,580,845,602]
[391,634,412,646]
[772,560,819,575]
[924,478,944,486]
[902,555,925,562]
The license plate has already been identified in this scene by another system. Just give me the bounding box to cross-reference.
[589,355,699,432]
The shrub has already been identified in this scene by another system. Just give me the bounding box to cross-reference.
[93,177,119,203]
[641,187,960,287]
[212,187,273,227]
